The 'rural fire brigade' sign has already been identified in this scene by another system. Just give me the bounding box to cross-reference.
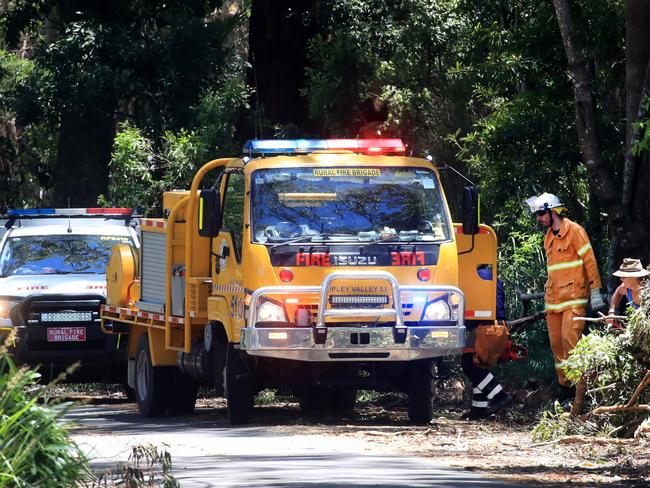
[47,327,87,342]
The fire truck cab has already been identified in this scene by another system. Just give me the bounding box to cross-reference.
[101,139,497,424]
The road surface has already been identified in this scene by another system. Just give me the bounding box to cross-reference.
[69,400,526,487]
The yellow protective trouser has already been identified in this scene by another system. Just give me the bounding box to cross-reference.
[546,307,586,386]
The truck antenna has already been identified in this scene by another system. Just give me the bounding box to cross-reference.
[252,52,261,141]
[429,156,476,187]
[67,197,72,233]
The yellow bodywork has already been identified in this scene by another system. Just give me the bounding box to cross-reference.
[101,153,497,366]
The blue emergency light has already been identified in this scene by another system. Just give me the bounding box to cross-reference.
[6,208,132,217]
[243,138,406,155]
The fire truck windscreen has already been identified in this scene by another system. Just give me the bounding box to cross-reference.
[251,167,451,244]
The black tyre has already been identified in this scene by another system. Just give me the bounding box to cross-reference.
[330,388,357,415]
[135,334,171,417]
[168,369,199,416]
[297,389,328,415]
[407,359,436,424]
[121,382,136,402]
[225,344,254,425]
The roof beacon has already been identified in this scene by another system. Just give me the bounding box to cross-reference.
[243,138,406,155]
[6,208,133,217]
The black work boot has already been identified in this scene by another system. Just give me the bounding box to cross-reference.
[461,407,489,420]
[487,393,512,415]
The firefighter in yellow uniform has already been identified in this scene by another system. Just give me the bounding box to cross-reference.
[527,193,605,401]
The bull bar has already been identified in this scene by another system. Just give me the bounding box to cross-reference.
[240,271,465,362]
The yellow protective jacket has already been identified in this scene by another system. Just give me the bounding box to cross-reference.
[544,218,601,312]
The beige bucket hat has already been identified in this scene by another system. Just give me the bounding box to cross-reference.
[613,258,650,277]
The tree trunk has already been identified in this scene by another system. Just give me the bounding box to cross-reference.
[553,0,650,288]
[248,0,322,131]
[551,0,622,219]
[52,110,115,207]
[622,1,650,269]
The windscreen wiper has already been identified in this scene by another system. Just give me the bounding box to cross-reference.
[269,232,358,249]
[269,234,326,249]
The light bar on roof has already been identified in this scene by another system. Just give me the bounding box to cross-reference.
[7,208,133,217]
[243,138,406,155]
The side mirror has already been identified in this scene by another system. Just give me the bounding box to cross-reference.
[461,186,480,235]
[198,189,221,237]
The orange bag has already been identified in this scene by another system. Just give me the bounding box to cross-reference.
[473,321,510,368]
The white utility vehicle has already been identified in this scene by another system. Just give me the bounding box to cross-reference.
[0,208,138,382]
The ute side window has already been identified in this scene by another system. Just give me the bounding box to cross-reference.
[222,172,245,258]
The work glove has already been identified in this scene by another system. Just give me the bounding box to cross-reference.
[590,288,606,312]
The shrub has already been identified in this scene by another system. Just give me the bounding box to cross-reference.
[0,333,91,488]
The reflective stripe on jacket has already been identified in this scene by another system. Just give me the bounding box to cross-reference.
[544,218,601,312]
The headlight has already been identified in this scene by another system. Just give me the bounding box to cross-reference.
[423,300,451,321]
[256,299,288,323]
[0,299,19,326]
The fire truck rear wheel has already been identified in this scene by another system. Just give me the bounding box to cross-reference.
[407,359,436,424]
[135,335,171,417]
[225,344,254,425]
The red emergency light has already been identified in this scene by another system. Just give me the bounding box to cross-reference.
[243,139,406,155]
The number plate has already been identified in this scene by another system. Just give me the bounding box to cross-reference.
[47,327,87,342]
[41,311,92,322]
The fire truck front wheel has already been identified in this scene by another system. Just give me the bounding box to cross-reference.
[225,344,254,425]
[407,359,436,424]
[135,335,172,417]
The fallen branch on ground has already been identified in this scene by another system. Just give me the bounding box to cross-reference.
[531,435,639,447]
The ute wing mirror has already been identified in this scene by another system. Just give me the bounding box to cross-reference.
[198,189,221,237]
[461,186,480,235]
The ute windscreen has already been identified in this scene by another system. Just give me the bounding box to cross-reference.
[0,235,133,276]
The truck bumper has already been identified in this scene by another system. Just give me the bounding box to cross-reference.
[6,293,128,381]
[240,324,464,361]
[241,271,466,362]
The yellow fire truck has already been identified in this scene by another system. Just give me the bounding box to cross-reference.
[100,138,497,424]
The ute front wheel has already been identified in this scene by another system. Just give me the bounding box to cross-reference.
[135,334,171,417]
[225,344,254,425]
[407,359,436,424]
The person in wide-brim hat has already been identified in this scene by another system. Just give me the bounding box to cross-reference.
[609,258,649,315]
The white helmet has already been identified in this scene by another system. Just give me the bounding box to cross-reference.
[525,193,564,214]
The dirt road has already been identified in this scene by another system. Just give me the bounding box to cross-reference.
[68,395,648,487]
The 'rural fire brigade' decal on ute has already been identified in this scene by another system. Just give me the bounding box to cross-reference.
[269,245,440,267]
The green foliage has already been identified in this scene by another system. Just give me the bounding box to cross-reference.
[304,0,466,152]
[0,334,91,488]
[1,1,246,206]
[0,49,52,208]
[627,283,650,355]
[534,281,650,439]
[564,331,639,405]
[532,401,601,441]
[101,123,211,214]
[93,444,179,488]
[193,72,252,157]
